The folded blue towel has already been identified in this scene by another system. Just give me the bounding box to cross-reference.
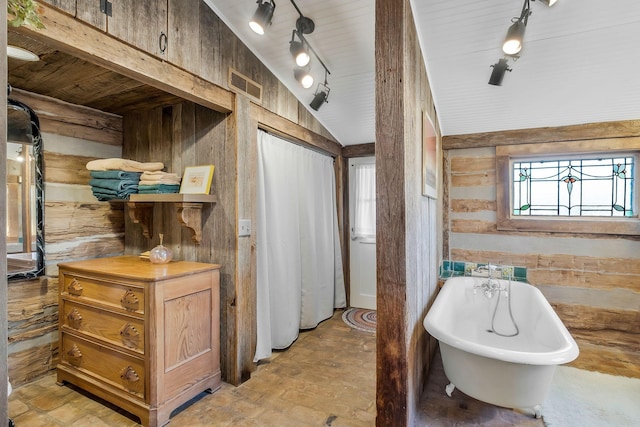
[92,190,125,201]
[138,184,181,194]
[90,178,139,192]
[92,185,138,201]
[92,187,118,196]
[138,190,180,194]
[90,170,142,181]
[92,187,137,195]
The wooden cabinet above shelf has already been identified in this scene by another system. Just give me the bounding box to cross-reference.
[127,194,217,244]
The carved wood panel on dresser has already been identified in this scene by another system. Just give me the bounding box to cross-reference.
[57,256,221,427]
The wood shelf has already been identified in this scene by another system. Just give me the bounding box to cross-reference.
[127,194,217,243]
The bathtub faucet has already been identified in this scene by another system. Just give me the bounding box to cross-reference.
[474,278,502,298]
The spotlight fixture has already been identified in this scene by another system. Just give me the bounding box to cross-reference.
[290,31,310,67]
[502,0,531,55]
[539,0,558,6]
[488,58,512,86]
[294,65,314,89]
[310,72,330,111]
[249,0,276,35]
[503,21,526,55]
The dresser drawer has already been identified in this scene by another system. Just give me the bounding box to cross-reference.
[60,333,146,400]
[61,300,145,354]
[60,274,144,314]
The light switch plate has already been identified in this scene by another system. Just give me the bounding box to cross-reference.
[239,219,251,237]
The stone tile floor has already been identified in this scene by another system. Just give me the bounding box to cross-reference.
[9,311,544,426]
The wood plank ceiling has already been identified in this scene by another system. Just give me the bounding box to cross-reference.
[7,29,184,116]
[412,0,640,136]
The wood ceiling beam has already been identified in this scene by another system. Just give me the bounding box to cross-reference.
[443,119,640,150]
[250,104,343,157]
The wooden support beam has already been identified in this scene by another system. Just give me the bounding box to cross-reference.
[443,119,640,150]
[235,95,257,384]
[13,4,234,114]
[375,0,409,424]
[342,143,375,158]
[1,2,8,423]
[9,88,123,146]
[250,104,343,157]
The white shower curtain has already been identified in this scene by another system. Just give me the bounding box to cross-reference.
[254,130,346,362]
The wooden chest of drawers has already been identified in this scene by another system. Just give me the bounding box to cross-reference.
[57,256,221,427]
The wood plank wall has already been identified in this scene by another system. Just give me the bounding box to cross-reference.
[122,101,246,383]
[375,1,441,425]
[122,98,343,387]
[11,2,343,388]
[115,0,345,384]
[443,123,640,379]
[6,91,125,387]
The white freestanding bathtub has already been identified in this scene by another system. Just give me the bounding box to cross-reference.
[423,275,579,417]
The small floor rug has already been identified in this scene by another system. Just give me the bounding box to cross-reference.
[543,366,640,427]
[342,308,376,333]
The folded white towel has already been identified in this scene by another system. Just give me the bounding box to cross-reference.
[139,179,181,186]
[86,158,164,172]
[141,171,181,180]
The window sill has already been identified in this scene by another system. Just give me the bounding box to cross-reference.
[496,216,640,236]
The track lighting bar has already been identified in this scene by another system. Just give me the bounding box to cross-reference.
[286,0,331,103]
[290,0,314,34]
[248,0,333,107]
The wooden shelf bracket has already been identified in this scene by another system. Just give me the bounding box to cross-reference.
[127,202,154,240]
[126,194,217,244]
[176,202,204,243]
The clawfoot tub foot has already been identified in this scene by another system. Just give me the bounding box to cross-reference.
[445,383,456,397]
[533,405,542,419]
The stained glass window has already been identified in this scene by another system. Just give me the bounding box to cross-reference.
[512,156,636,217]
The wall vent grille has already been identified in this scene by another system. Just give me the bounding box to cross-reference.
[228,68,263,103]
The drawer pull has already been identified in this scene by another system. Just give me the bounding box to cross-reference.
[67,344,83,366]
[120,290,139,311]
[119,323,140,349]
[68,279,83,296]
[120,366,140,390]
[67,308,83,329]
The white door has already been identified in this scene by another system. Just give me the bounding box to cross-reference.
[349,157,376,310]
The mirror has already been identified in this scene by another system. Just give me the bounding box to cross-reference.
[7,96,44,280]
